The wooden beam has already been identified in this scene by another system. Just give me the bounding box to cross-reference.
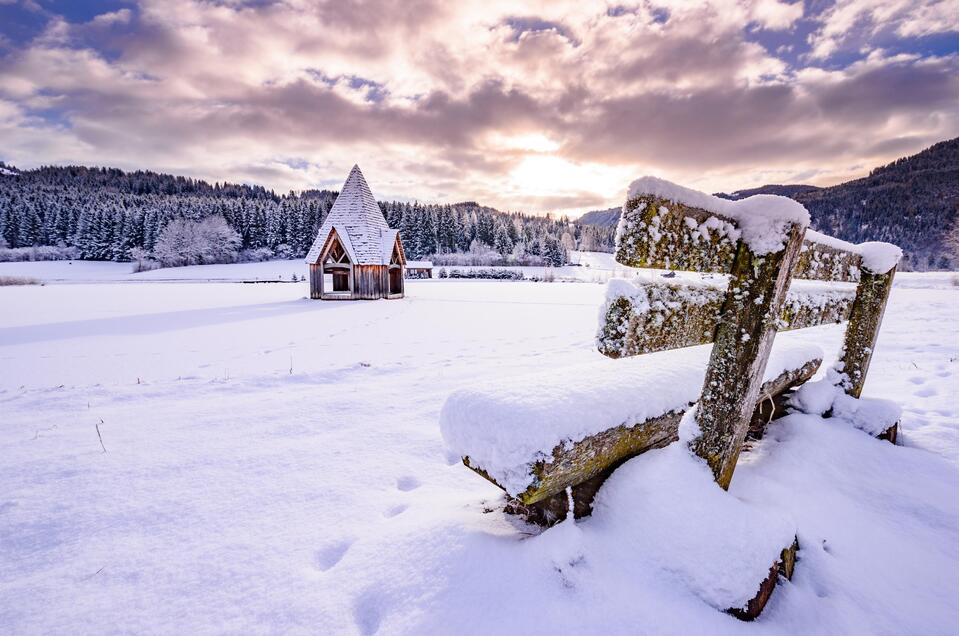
[690,223,807,489]
[598,281,853,358]
[839,266,897,397]
[794,238,861,282]
[615,195,862,282]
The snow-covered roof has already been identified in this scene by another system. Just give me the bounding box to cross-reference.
[305,165,398,265]
[407,260,433,269]
[380,229,400,263]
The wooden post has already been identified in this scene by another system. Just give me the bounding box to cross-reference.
[691,223,807,489]
[839,266,896,398]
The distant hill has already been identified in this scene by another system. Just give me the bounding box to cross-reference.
[715,184,821,200]
[575,138,959,270]
[577,207,622,227]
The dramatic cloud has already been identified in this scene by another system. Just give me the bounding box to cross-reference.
[0,0,957,214]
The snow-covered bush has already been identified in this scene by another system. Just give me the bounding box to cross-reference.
[238,247,276,263]
[128,247,159,273]
[0,245,80,262]
[152,216,241,267]
[445,268,523,280]
[0,275,41,286]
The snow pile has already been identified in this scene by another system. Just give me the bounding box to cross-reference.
[440,342,824,496]
[789,368,901,435]
[858,241,903,274]
[589,441,796,611]
[627,176,810,255]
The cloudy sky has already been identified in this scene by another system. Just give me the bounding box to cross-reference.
[1,0,957,214]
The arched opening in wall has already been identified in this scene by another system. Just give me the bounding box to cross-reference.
[321,235,352,297]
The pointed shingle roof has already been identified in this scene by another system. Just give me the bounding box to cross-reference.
[305,165,396,265]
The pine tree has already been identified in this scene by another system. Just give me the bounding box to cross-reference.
[493,223,513,256]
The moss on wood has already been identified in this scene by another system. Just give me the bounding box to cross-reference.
[840,266,897,398]
[793,241,861,282]
[690,224,807,489]
[598,282,852,358]
[597,282,723,358]
[615,196,739,272]
[463,361,820,516]
[615,195,862,284]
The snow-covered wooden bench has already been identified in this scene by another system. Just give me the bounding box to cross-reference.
[441,177,901,619]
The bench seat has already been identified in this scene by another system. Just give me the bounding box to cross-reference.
[440,341,823,506]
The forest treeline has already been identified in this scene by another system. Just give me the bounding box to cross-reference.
[0,164,615,266]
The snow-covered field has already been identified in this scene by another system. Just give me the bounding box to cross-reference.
[2,263,959,634]
[2,252,956,288]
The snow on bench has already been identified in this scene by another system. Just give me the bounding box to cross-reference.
[440,176,902,620]
[441,341,823,505]
[614,176,902,401]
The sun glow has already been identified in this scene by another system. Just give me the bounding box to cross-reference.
[507,155,633,201]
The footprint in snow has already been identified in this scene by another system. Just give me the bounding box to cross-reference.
[914,387,938,398]
[396,476,421,492]
[383,504,408,518]
[908,376,925,385]
[313,539,353,571]
[353,590,385,636]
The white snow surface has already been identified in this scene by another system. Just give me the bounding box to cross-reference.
[790,369,902,435]
[627,176,810,255]
[3,262,959,634]
[440,342,823,496]
[0,252,945,287]
[591,441,796,610]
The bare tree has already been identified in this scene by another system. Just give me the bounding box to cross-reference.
[152,215,240,267]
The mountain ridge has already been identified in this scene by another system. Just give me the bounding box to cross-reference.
[576,137,959,269]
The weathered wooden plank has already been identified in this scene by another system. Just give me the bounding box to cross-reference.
[729,537,799,621]
[598,281,853,358]
[615,195,740,274]
[793,237,861,282]
[839,266,896,398]
[690,223,807,489]
[615,194,861,282]
[464,357,821,513]
[309,264,321,299]
[597,282,723,358]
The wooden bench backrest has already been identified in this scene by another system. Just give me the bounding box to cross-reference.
[608,188,899,488]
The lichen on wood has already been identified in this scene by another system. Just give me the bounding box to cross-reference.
[615,196,740,272]
[615,195,863,285]
[793,240,861,282]
[840,266,897,398]
[597,282,723,358]
[598,280,852,359]
[690,223,807,489]
[464,360,821,521]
